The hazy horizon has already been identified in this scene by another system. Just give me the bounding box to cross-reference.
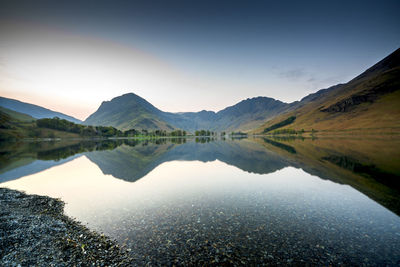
[0,0,399,120]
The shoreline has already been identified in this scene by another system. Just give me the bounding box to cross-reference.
[0,187,133,266]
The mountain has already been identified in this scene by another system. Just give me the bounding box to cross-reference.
[211,97,289,131]
[253,48,400,134]
[0,106,81,140]
[0,106,36,123]
[84,93,176,131]
[84,93,289,132]
[0,96,82,124]
[84,48,400,133]
[160,96,289,132]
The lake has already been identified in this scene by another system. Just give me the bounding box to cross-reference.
[1,137,400,265]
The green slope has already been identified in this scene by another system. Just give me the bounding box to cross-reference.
[0,106,36,123]
[84,93,175,131]
[0,107,80,140]
[84,93,290,132]
[253,48,400,134]
[0,96,82,123]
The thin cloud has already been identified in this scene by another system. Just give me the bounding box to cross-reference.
[279,67,344,89]
[279,69,307,81]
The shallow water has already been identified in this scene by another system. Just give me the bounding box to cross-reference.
[1,137,400,265]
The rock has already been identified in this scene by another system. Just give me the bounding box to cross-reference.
[0,187,135,266]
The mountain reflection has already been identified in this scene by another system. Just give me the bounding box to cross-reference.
[259,136,400,215]
[85,138,289,182]
[0,137,399,215]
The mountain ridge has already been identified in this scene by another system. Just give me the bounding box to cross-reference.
[84,93,290,132]
[2,48,398,133]
[0,96,81,124]
[253,48,400,133]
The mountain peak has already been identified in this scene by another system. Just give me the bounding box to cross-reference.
[120,92,140,98]
[353,47,400,82]
[253,48,400,133]
[84,92,290,132]
[107,92,143,103]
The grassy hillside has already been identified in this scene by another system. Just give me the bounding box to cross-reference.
[0,107,81,140]
[1,107,187,140]
[84,93,290,132]
[84,93,175,131]
[253,48,400,134]
[84,48,399,134]
[0,106,36,123]
[211,97,289,132]
[160,97,289,132]
[0,96,82,123]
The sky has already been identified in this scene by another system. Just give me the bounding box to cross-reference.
[0,0,399,120]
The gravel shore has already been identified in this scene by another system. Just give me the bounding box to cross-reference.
[0,187,133,266]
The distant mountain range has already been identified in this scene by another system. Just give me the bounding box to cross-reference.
[84,93,289,132]
[1,48,399,133]
[86,48,400,133]
[0,97,81,124]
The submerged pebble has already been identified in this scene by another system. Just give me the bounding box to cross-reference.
[0,188,134,266]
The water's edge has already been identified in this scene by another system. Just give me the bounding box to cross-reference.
[0,187,133,266]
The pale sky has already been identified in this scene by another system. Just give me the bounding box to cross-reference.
[0,0,399,120]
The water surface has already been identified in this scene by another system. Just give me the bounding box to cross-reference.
[1,137,400,265]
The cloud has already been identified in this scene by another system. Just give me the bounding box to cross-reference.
[279,68,307,81]
[276,66,347,99]
[279,67,343,89]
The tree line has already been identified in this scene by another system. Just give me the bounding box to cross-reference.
[36,118,246,138]
[36,117,188,137]
[194,130,218,136]
[263,116,296,133]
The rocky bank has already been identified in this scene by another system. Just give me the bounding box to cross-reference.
[0,187,133,266]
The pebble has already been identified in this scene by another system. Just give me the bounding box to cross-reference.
[0,188,134,266]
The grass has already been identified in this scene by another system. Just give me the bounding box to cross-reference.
[251,64,400,135]
[0,107,82,140]
[0,106,36,122]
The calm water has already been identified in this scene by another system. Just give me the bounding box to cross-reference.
[1,137,400,265]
